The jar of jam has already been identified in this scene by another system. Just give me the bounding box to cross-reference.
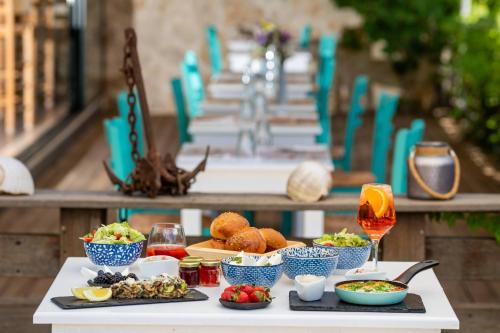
[182,256,204,263]
[179,261,200,287]
[200,260,220,287]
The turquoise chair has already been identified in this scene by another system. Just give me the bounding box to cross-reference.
[331,91,400,193]
[171,77,191,144]
[206,25,223,76]
[315,34,337,146]
[180,51,205,118]
[333,75,369,171]
[299,24,312,49]
[371,92,400,183]
[391,119,425,195]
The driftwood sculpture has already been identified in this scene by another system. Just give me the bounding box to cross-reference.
[103,28,209,198]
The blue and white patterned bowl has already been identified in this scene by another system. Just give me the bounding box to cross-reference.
[313,241,371,271]
[279,247,339,280]
[83,241,144,267]
[221,256,284,288]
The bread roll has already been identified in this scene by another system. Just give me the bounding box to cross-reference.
[208,238,226,250]
[259,228,287,251]
[225,227,267,254]
[210,212,249,240]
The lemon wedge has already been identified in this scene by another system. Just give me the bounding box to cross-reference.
[71,287,102,300]
[82,288,112,302]
[364,186,389,218]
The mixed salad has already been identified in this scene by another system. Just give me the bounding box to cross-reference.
[314,228,369,247]
[80,222,145,244]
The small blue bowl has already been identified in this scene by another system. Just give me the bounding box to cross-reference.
[279,247,338,280]
[313,241,371,271]
[83,241,144,267]
[221,256,284,288]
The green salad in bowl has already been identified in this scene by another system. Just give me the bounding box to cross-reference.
[81,222,146,266]
[313,229,370,271]
[314,228,369,247]
[80,222,145,244]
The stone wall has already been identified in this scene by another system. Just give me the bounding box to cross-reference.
[119,0,361,114]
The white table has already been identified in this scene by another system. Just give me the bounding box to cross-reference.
[33,258,459,333]
[188,115,321,146]
[176,144,332,237]
[208,81,314,100]
[199,98,317,116]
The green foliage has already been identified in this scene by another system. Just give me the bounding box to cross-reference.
[335,0,460,73]
[335,0,499,152]
[448,1,500,154]
[430,212,500,242]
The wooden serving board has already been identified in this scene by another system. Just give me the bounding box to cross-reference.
[289,291,425,313]
[186,240,306,260]
[51,289,208,310]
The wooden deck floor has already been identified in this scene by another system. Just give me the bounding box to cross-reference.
[0,112,499,333]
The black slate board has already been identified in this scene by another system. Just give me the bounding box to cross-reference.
[289,291,425,313]
[51,289,208,310]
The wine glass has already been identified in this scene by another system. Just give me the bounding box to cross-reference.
[357,183,396,271]
[146,223,188,260]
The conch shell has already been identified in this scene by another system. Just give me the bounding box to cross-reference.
[0,157,34,195]
[286,161,332,202]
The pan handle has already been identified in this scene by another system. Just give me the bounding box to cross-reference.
[394,260,439,285]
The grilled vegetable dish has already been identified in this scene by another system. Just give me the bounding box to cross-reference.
[337,281,405,293]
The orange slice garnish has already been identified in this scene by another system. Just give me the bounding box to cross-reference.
[364,186,389,218]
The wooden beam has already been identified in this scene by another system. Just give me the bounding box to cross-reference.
[60,208,106,264]
[22,6,36,130]
[0,191,497,212]
[4,0,16,136]
[42,1,54,111]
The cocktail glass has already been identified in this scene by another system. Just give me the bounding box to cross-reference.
[357,183,396,271]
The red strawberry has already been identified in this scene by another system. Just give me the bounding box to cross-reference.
[235,291,250,303]
[253,286,270,296]
[224,285,238,293]
[240,285,254,295]
[220,290,233,301]
[249,290,269,303]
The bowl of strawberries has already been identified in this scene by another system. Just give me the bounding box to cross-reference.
[219,284,272,310]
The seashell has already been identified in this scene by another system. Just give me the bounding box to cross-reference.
[287,161,332,203]
[0,157,34,195]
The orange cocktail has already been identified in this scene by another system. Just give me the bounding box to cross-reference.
[357,183,396,270]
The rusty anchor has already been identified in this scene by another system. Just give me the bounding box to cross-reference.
[103,28,209,198]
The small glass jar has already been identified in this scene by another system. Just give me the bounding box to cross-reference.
[179,261,200,287]
[200,260,221,287]
[182,256,204,263]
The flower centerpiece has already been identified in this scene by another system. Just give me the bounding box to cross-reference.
[255,20,292,63]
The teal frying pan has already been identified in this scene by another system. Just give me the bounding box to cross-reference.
[335,260,439,306]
